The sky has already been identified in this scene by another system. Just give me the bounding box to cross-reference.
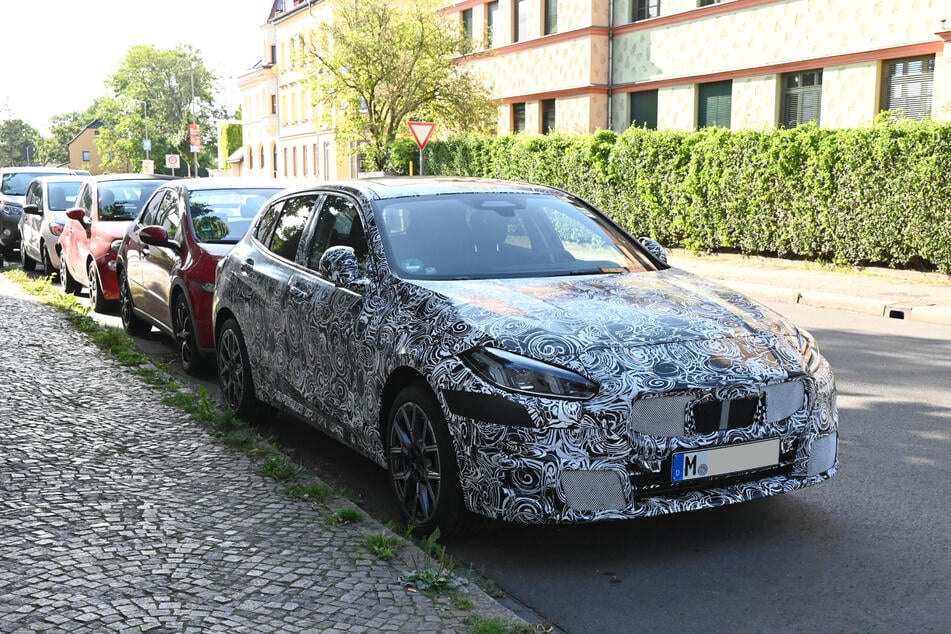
[1,1,271,135]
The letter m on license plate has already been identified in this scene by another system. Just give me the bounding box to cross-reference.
[672,439,780,482]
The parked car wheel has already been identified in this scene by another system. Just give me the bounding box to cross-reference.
[41,243,59,282]
[87,261,114,313]
[217,318,258,419]
[386,382,469,537]
[174,293,205,375]
[118,268,151,336]
[60,257,80,295]
[20,248,36,272]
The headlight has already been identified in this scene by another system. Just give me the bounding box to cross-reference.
[796,328,822,373]
[460,347,598,401]
[110,240,123,255]
[2,203,21,216]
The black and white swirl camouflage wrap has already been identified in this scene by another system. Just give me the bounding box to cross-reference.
[214,179,838,525]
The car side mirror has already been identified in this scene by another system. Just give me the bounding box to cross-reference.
[318,245,369,292]
[22,204,41,215]
[139,225,177,250]
[66,208,86,222]
[638,236,668,265]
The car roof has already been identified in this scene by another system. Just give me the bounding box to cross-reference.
[157,177,290,192]
[278,177,561,201]
[27,175,86,184]
[0,166,82,175]
[83,173,178,183]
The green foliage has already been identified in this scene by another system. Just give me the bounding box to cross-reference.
[327,508,364,525]
[423,120,951,272]
[364,532,402,560]
[303,0,495,170]
[220,123,243,169]
[261,456,306,482]
[464,616,535,634]
[0,119,41,167]
[401,567,469,596]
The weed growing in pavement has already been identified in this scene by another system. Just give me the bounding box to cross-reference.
[286,483,333,502]
[261,456,306,481]
[463,615,537,634]
[364,532,402,561]
[327,508,364,526]
[401,566,469,596]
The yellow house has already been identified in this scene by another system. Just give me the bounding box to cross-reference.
[66,119,104,174]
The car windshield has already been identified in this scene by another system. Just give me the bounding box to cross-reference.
[189,188,281,243]
[99,180,167,221]
[374,192,655,280]
[48,182,82,211]
[2,172,66,197]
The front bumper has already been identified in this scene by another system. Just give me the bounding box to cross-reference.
[445,361,838,524]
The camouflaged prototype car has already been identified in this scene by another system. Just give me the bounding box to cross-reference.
[212,178,838,535]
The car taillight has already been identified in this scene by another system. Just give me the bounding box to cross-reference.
[50,224,65,236]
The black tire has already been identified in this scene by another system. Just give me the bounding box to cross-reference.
[118,267,151,336]
[60,256,81,295]
[217,317,258,420]
[174,293,205,375]
[386,382,472,538]
[42,243,59,283]
[20,248,36,272]
[87,260,115,313]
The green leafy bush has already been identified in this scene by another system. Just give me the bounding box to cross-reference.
[410,118,951,272]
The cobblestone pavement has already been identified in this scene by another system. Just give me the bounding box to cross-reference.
[0,274,525,633]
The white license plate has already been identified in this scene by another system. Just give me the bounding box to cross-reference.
[672,439,780,482]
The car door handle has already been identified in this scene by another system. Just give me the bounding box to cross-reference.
[239,258,254,274]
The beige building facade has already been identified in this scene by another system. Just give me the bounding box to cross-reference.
[66,120,104,175]
[237,0,950,179]
[448,0,950,133]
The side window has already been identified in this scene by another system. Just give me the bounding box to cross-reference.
[306,194,366,271]
[140,191,166,226]
[26,182,41,206]
[254,200,283,245]
[157,192,182,240]
[265,194,318,260]
[77,185,93,215]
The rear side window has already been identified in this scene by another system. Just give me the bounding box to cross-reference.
[264,194,318,260]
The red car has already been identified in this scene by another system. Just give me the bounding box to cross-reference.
[117,178,283,374]
[59,174,176,312]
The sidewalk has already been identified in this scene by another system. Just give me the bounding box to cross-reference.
[0,274,526,633]
[668,249,951,325]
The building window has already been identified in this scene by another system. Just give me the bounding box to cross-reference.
[513,103,526,132]
[634,0,660,21]
[82,150,91,162]
[541,99,556,134]
[882,55,935,120]
[514,0,530,42]
[462,8,473,39]
[698,80,732,128]
[698,0,724,6]
[782,69,822,127]
[486,1,501,48]
[630,90,658,129]
[544,0,558,34]
[270,45,277,65]
[271,94,278,115]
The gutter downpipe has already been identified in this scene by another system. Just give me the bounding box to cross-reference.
[607,0,615,131]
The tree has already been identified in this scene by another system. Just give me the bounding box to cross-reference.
[303,0,496,170]
[0,119,41,167]
[99,44,223,173]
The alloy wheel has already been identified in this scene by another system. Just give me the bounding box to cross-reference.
[388,401,443,526]
[217,325,246,413]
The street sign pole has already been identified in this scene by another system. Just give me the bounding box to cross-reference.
[408,121,436,177]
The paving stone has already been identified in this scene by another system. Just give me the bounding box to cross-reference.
[0,275,525,632]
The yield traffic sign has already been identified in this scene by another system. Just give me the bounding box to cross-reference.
[408,121,436,150]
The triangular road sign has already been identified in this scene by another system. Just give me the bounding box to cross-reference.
[408,121,436,150]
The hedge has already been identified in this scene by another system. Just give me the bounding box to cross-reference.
[409,118,951,273]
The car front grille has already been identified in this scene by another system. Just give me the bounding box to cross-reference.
[691,396,761,434]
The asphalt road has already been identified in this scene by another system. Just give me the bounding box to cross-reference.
[90,289,951,632]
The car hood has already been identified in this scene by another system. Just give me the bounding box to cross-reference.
[409,268,808,386]
[200,243,236,258]
[99,220,133,240]
[1,194,25,208]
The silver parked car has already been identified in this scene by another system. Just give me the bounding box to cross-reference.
[18,175,85,278]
